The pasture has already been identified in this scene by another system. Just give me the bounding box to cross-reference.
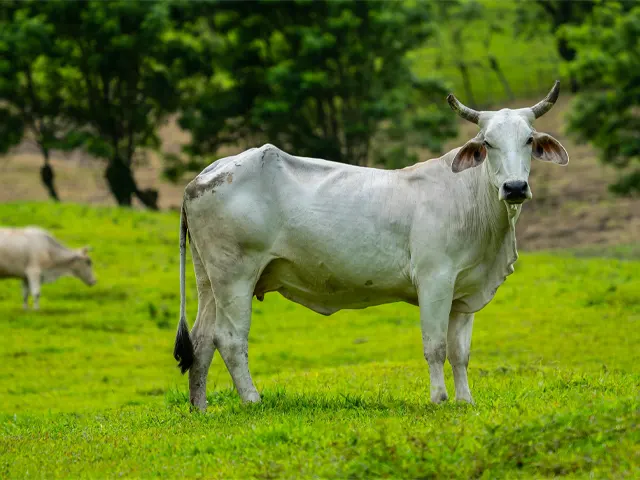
[0,202,638,478]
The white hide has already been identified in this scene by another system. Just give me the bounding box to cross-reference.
[0,227,96,309]
[178,108,569,411]
[187,145,515,312]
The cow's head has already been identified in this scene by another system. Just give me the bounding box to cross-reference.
[70,246,97,286]
[447,80,569,205]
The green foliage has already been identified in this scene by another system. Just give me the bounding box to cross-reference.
[0,0,211,207]
[0,0,70,200]
[50,1,174,159]
[514,0,596,63]
[0,202,638,478]
[176,0,456,171]
[412,0,560,107]
[1,0,571,197]
[43,0,209,207]
[0,110,23,154]
[513,0,637,93]
[0,2,65,152]
[2,0,638,204]
[565,2,640,195]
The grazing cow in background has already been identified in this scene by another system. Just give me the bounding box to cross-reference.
[0,227,96,309]
[174,81,569,411]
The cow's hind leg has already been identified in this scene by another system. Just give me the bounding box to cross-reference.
[212,279,260,403]
[188,244,217,411]
[447,312,474,404]
[22,278,30,309]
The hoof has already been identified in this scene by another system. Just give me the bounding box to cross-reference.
[431,391,449,404]
[242,391,262,404]
[455,396,475,405]
[190,397,208,413]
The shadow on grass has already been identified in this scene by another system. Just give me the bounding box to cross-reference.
[56,289,129,302]
[8,311,128,333]
[165,387,467,416]
[8,306,84,317]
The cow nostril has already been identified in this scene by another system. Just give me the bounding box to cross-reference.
[504,181,528,194]
[502,181,529,202]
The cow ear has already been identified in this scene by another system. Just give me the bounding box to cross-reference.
[531,132,569,165]
[452,138,487,173]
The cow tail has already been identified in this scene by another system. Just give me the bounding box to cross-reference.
[174,203,194,374]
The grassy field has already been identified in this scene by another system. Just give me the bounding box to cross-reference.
[0,202,638,479]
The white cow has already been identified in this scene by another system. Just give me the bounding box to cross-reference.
[174,81,569,411]
[0,227,96,309]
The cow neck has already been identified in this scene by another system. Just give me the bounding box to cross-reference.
[472,161,520,285]
[41,265,71,283]
[42,250,77,280]
[50,250,77,267]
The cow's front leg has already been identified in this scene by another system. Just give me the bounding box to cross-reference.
[22,278,30,310]
[447,312,474,404]
[25,269,41,310]
[419,284,454,404]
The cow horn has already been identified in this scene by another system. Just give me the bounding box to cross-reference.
[530,80,560,119]
[447,94,480,124]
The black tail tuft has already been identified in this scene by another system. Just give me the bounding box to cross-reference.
[174,316,194,374]
[175,202,193,374]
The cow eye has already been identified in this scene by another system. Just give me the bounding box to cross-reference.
[86,258,92,266]
[526,137,533,145]
[483,141,493,149]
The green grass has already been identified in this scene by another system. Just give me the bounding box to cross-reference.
[0,202,638,479]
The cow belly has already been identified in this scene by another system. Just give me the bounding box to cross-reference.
[0,238,29,278]
[0,260,25,279]
[0,270,21,279]
[254,258,416,315]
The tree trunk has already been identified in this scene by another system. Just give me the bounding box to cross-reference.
[488,55,515,101]
[136,188,159,210]
[40,148,60,202]
[104,155,159,210]
[457,61,477,108]
[557,37,579,93]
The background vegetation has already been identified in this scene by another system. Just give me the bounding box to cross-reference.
[2,0,639,205]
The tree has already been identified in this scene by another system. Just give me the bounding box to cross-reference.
[513,0,595,93]
[514,0,636,93]
[430,0,514,109]
[173,0,456,175]
[0,3,69,201]
[31,0,209,208]
[565,2,640,195]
